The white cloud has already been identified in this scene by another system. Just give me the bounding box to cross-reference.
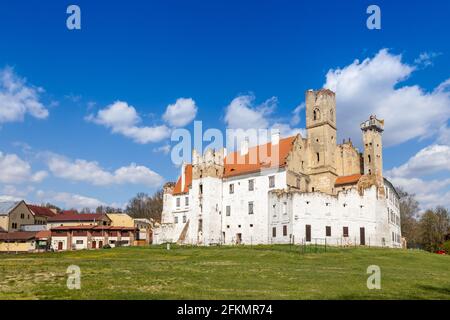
[386,145,450,179]
[224,95,276,130]
[86,101,170,144]
[0,67,48,124]
[385,144,450,210]
[290,102,305,126]
[36,190,107,211]
[163,98,197,127]
[324,49,450,146]
[414,51,441,68]
[0,151,47,184]
[153,144,171,155]
[46,154,163,187]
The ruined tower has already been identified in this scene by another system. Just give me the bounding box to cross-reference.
[190,148,225,245]
[305,89,337,194]
[361,115,384,192]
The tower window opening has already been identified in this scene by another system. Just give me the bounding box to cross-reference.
[316,152,320,163]
[368,155,371,163]
[313,108,320,121]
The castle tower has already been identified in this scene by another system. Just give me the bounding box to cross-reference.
[190,148,225,245]
[361,115,384,189]
[305,89,337,194]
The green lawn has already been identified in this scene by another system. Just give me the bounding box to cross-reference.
[0,245,449,299]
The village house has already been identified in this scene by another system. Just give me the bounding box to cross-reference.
[106,213,154,244]
[50,225,137,251]
[155,89,402,248]
[0,230,51,253]
[46,212,111,229]
[0,201,34,232]
[26,205,57,226]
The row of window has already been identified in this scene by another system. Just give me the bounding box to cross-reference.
[174,215,187,224]
[272,225,352,241]
[388,208,400,226]
[175,196,189,208]
[229,176,276,194]
[226,201,254,216]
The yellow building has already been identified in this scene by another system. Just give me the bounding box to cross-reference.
[106,213,134,227]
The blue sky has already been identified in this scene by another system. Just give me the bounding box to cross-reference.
[0,0,449,210]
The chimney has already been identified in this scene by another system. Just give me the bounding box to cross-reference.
[271,129,280,145]
[240,138,249,156]
[181,162,186,191]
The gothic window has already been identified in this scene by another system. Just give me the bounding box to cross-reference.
[313,108,321,121]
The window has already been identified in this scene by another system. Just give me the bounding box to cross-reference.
[76,240,83,245]
[316,152,320,163]
[313,108,320,121]
[20,213,24,219]
[226,205,231,216]
[229,183,234,194]
[312,187,315,192]
[176,197,180,207]
[185,196,189,206]
[174,216,179,224]
[250,224,253,228]
[269,175,275,188]
[182,215,186,223]
[199,184,203,194]
[12,222,17,229]
[248,201,254,215]
[368,155,371,163]
[272,227,276,237]
[343,226,349,237]
[283,225,288,236]
[248,179,254,191]
[326,226,331,237]
[282,202,287,215]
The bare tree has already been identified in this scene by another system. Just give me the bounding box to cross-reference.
[126,190,163,222]
[419,206,450,252]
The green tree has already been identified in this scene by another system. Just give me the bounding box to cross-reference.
[419,206,450,252]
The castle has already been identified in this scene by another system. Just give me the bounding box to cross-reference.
[154,89,402,248]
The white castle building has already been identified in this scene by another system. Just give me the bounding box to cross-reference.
[154,89,402,248]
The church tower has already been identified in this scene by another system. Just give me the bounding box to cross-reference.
[361,115,384,189]
[305,89,337,194]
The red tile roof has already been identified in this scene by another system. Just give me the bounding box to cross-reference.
[173,164,192,195]
[51,225,136,231]
[35,230,51,239]
[0,231,38,241]
[27,205,57,218]
[171,136,297,195]
[224,136,296,178]
[335,174,362,186]
[48,213,108,222]
[0,227,6,233]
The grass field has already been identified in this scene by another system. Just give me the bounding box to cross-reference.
[0,245,449,299]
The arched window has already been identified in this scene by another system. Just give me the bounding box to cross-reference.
[313,108,320,121]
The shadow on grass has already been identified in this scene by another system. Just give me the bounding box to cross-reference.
[416,284,450,297]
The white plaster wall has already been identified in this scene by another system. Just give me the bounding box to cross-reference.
[51,237,68,251]
[221,169,287,245]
